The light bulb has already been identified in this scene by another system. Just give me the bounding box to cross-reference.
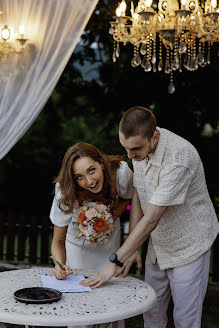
[120,0,127,12]
[1,25,10,41]
[181,0,187,6]
[131,1,134,16]
[211,0,217,8]
[145,0,153,7]
[116,6,122,16]
[19,25,25,35]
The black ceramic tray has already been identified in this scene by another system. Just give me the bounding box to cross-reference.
[14,287,62,304]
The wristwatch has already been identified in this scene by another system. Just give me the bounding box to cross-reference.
[109,253,123,267]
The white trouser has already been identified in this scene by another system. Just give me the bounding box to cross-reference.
[144,249,211,328]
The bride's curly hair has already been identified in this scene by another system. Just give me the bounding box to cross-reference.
[53,142,122,214]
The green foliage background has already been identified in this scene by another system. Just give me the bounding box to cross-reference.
[0,0,218,214]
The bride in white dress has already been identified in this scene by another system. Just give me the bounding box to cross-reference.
[50,142,134,328]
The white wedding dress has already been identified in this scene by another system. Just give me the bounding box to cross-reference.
[50,161,133,328]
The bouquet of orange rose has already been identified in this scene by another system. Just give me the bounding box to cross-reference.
[73,201,114,244]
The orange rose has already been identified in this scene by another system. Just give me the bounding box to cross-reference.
[78,210,86,224]
[93,218,108,232]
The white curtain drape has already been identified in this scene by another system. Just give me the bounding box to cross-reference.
[0,0,98,160]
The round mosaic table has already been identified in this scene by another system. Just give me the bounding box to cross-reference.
[0,267,156,327]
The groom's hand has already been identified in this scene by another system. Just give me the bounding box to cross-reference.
[114,251,142,277]
[80,262,117,288]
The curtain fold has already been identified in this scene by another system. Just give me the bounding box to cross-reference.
[0,0,98,159]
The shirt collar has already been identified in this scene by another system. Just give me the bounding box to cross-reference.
[149,127,167,167]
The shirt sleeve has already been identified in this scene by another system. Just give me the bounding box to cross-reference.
[49,183,74,227]
[149,164,193,206]
[116,161,134,199]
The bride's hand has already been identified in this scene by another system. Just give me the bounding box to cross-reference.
[80,262,117,288]
[53,264,70,280]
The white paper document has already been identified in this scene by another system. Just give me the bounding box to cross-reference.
[41,275,92,293]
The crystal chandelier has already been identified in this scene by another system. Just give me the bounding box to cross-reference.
[109,0,219,93]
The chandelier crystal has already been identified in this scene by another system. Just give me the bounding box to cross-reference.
[109,0,219,93]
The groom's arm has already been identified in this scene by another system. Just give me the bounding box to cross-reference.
[116,203,166,263]
[116,188,143,276]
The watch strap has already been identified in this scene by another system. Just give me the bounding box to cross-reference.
[109,253,123,267]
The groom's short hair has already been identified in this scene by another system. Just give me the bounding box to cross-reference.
[119,106,157,139]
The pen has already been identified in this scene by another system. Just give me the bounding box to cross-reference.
[50,255,66,270]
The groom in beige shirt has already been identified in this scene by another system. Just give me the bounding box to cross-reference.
[81,106,219,328]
